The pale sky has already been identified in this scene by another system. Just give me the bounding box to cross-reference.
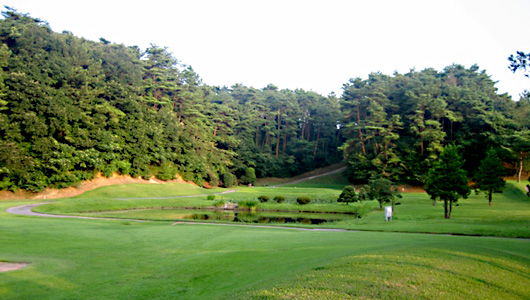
[3,0,530,99]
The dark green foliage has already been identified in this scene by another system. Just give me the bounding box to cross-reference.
[239,167,256,185]
[474,149,506,206]
[341,66,524,185]
[273,195,286,203]
[0,9,344,192]
[508,51,530,77]
[363,179,401,210]
[257,195,270,203]
[337,185,358,204]
[296,196,311,205]
[0,9,528,193]
[425,144,471,219]
[221,173,237,188]
[207,195,215,200]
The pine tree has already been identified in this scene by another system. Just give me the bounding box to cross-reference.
[474,149,506,206]
[425,144,470,219]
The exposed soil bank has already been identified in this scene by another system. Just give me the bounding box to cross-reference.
[0,173,192,200]
[0,262,30,272]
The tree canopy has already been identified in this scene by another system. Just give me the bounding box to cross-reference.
[425,144,471,219]
[0,8,528,193]
[474,149,506,206]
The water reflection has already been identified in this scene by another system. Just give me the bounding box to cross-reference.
[177,210,355,225]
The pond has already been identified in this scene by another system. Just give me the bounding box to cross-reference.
[85,208,357,225]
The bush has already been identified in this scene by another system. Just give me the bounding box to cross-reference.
[296,196,311,205]
[257,195,270,202]
[213,200,225,207]
[273,195,286,203]
[207,195,215,200]
[240,167,256,185]
[239,200,259,208]
[156,164,177,181]
[222,173,237,188]
[337,185,358,204]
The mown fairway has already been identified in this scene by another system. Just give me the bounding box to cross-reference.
[1,202,529,300]
[1,177,529,299]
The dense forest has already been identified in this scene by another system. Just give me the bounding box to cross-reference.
[0,9,528,192]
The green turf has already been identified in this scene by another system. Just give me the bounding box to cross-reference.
[0,203,529,300]
[2,175,530,299]
[34,180,530,238]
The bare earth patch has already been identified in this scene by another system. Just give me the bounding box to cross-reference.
[0,262,29,272]
[0,173,193,200]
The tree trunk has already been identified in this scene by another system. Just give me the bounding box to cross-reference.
[444,199,449,219]
[357,107,366,155]
[518,151,523,183]
[255,124,260,148]
[275,107,281,157]
[313,129,320,156]
[489,188,493,206]
[282,133,287,156]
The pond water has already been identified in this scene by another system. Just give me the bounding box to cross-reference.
[88,208,357,225]
[184,210,355,225]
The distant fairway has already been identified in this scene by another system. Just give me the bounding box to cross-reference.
[1,172,529,299]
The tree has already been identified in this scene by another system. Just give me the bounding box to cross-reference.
[474,149,506,206]
[337,185,357,204]
[508,51,530,78]
[364,178,401,210]
[425,144,470,219]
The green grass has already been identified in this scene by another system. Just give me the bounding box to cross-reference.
[332,181,530,238]
[1,174,530,299]
[1,202,529,300]
[33,180,530,237]
[73,182,223,199]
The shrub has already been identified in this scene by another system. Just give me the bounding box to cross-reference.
[273,195,286,203]
[257,195,270,202]
[296,196,311,205]
[240,167,257,185]
[222,173,237,188]
[213,200,225,207]
[207,195,215,200]
[156,164,177,181]
[337,185,358,204]
[239,200,259,208]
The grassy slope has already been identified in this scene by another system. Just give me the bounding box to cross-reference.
[0,203,528,300]
[35,178,530,237]
[333,181,530,238]
[2,173,530,299]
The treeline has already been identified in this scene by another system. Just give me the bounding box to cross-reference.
[1,9,529,193]
[0,9,342,191]
[340,67,530,185]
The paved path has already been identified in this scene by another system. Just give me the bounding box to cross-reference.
[270,167,346,187]
[5,202,351,231]
[6,202,149,222]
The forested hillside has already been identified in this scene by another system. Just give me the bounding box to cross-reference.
[340,68,530,185]
[0,9,528,192]
[0,9,342,191]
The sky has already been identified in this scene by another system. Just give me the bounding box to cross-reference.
[3,0,530,99]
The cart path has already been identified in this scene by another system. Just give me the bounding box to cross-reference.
[269,166,346,187]
[6,202,150,222]
[7,202,530,238]
[5,201,351,231]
